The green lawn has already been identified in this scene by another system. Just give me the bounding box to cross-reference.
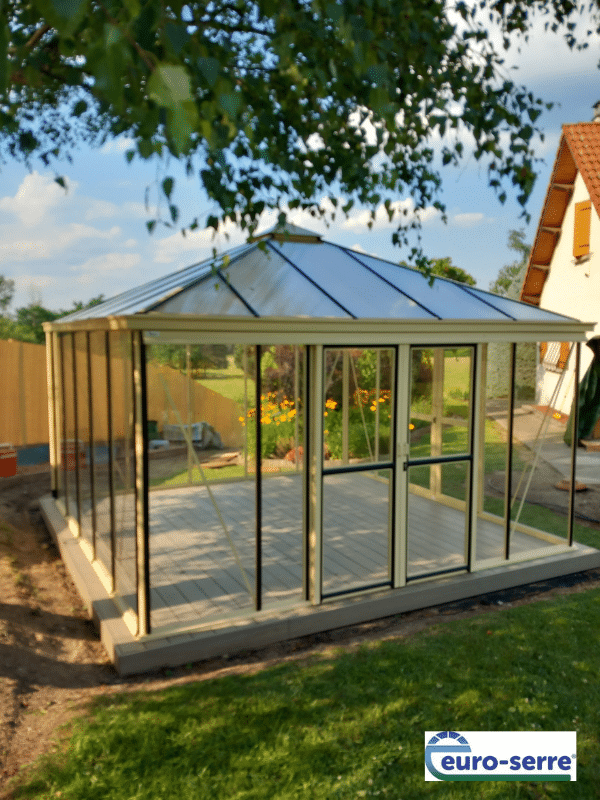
[14,588,600,799]
[197,356,253,405]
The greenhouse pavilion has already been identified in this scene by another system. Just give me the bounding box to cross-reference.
[41,225,600,674]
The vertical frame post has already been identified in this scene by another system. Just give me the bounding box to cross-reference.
[255,344,262,612]
[294,345,300,473]
[106,331,116,592]
[302,345,310,601]
[375,348,381,463]
[342,349,349,464]
[466,346,478,571]
[86,332,97,559]
[133,331,150,636]
[71,332,82,534]
[59,335,69,516]
[394,345,410,588]
[186,345,193,485]
[308,345,323,605]
[505,342,517,561]
[46,330,59,498]
[568,342,581,547]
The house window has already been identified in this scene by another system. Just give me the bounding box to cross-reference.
[539,341,571,372]
[573,199,591,258]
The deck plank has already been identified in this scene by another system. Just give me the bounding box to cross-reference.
[79,472,564,632]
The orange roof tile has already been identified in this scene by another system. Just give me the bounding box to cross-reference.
[521,122,600,305]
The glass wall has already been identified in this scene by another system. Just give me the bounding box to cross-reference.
[146,342,255,630]
[474,340,577,568]
[406,346,472,579]
[109,331,137,618]
[507,341,572,555]
[259,345,306,609]
[74,332,94,549]
[89,331,112,581]
[60,334,78,520]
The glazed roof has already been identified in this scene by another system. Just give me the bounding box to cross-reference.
[61,225,573,324]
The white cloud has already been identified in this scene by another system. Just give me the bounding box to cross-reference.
[153,219,243,264]
[73,252,142,286]
[452,212,487,227]
[100,137,135,155]
[350,243,377,257]
[341,199,440,231]
[84,199,119,220]
[0,172,73,227]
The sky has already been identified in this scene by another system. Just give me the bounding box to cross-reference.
[1,14,600,313]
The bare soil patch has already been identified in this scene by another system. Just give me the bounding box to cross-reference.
[1,467,600,797]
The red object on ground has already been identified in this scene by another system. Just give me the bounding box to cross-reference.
[0,444,17,477]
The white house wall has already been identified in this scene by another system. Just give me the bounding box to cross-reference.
[538,172,599,413]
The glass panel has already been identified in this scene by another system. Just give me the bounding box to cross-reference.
[147,343,256,630]
[353,253,508,320]
[273,241,433,318]
[260,345,306,607]
[222,246,349,318]
[407,462,469,578]
[74,332,93,547]
[61,334,78,520]
[89,331,112,578]
[322,469,391,595]
[324,348,394,466]
[465,286,573,322]
[476,342,511,562]
[110,331,137,618]
[409,347,472,460]
[508,342,573,554]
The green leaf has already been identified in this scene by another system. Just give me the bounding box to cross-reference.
[146,220,157,234]
[54,176,67,191]
[162,177,174,199]
[148,64,193,108]
[0,22,8,93]
[165,23,189,55]
[47,0,87,34]
[197,57,220,87]
[73,100,87,117]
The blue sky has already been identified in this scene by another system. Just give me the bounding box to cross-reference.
[1,15,599,312]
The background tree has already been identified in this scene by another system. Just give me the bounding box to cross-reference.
[0,293,105,343]
[1,1,597,272]
[0,275,14,312]
[489,229,531,299]
[427,257,476,286]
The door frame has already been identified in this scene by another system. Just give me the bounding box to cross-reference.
[402,343,478,582]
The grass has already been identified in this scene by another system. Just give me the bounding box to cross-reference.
[14,588,600,799]
[197,356,253,405]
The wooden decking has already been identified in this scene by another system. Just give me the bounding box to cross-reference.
[140,472,551,632]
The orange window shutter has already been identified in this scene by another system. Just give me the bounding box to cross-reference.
[558,342,571,370]
[573,200,591,258]
[539,342,548,362]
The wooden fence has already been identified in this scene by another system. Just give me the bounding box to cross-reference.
[0,338,242,449]
[0,339,49,446]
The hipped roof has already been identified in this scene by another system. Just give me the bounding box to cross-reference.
[61,226,573,325]
[521,122,600,305]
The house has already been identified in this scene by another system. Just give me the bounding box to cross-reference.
[520,109,600,438]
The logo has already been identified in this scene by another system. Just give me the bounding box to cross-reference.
[425,731,576,782]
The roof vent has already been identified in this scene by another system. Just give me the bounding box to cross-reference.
[593,100,600,122]
[250,223,322,243]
